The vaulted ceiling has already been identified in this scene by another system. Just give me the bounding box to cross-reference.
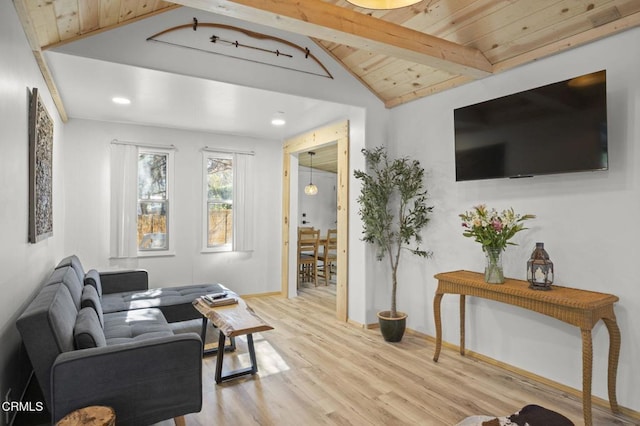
[14,0,640,122]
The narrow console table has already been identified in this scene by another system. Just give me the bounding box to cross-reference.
[193,294,273,384]
[433,270,621,426]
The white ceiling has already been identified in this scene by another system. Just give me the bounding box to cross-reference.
[46,50,347,139]
[45,7,365,140]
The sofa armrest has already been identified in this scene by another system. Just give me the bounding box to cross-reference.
[51,333,202,426]
[99,270,149,294]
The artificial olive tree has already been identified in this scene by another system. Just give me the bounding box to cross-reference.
[354,146,433,319]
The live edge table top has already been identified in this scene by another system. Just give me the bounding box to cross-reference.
[193,296,273,338]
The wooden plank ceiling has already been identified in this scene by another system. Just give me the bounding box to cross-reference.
[298,144,338,174]
[15,0,640,116]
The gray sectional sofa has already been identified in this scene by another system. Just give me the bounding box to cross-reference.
[17,255,224,425]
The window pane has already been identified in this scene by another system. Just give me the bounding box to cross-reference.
[208,202,232,246]
[138,151,169,251]
[138,201,168,250]
[207,157,233,248]
[138,153,167,200]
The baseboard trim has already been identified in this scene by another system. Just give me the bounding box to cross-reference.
[241,291,282,299]
[346,318,375,329]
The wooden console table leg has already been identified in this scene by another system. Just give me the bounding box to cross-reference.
[603,317,621,413]
[581,328,593,426]
[433,293,443,362]
[459,295,466,356]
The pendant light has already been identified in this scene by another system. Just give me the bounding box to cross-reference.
[347,0,421,9]
[304,152,318,196]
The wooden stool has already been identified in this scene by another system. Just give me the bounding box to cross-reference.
[56,406,115,426]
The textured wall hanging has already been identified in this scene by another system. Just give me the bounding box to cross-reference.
[28,87,54,243]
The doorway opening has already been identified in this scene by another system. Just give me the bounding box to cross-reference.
[281,121,349,321]
[297,147,337,296]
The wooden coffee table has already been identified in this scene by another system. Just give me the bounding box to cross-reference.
[193,293,273,384]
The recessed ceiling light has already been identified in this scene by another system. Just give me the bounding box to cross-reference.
[271,111,286,126]
[112,97,131,105]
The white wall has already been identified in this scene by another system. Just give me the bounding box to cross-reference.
[53,7,385,111]
[63,119,282,296]
[298,167,337,234]
[50,4,390,325]
[0,3,66,424]
[385,27,640,412]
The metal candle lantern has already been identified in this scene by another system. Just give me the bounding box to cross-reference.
[527,242,554,290]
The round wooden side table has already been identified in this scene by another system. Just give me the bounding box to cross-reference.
[56,406,115,426]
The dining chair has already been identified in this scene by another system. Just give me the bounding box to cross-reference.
[318,228,337,286]
[297,228,320,287]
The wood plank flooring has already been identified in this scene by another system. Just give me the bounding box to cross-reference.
[160,283,636,426]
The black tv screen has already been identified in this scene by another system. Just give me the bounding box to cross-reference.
[454,70,608,181]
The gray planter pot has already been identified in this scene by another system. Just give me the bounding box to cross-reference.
[377,311,407,342]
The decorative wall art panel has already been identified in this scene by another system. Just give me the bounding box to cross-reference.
[28,87,54,243]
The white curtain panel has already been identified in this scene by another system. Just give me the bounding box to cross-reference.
[109,143,138,258]
[233,152,255,252]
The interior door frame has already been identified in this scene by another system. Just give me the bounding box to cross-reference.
[281,120,349,321]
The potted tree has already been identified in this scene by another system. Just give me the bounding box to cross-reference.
[354,146,433,342]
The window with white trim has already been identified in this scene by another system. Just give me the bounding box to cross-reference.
[204,154,233,251]
[137,149,172,252]
[202,151,254,252]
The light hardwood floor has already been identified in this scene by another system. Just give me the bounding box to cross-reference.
[162,283,636,426]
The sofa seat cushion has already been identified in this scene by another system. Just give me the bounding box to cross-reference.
[103,308,173,345]
[101,283,225,323]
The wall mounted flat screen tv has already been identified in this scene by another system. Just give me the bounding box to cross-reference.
[454,70,608,182]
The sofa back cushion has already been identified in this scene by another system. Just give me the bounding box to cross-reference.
[16,283,77,409]
[55,255,85,287]
[81,285,104,327]
[46,266,84,310]
[74,307,106,349]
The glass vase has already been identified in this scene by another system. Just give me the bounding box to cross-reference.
[484,247,505,284]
